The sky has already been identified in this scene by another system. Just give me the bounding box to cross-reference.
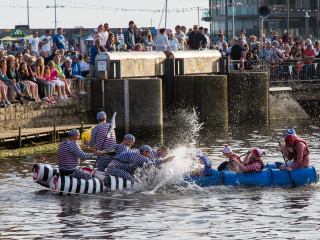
[0,0,210,30]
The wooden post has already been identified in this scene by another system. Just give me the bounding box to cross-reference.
[79,27,82,53]
[53,124,56,143]
[18,125,21,148]
[80,121,84,135]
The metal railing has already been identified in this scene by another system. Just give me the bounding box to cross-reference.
[230,58,320,85]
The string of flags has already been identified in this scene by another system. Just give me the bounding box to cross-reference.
[0,3,319,14]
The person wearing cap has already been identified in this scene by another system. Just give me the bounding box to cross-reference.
[58,129,103,180]
[16,39,27,53]
[113,134,136,155]
[149,145,171,163]
[218,145,243,172]
[107,145,174,181]
[278,129,310,171]
[231,148,265,173]
[189,149,213,177]
[86,111,117,171]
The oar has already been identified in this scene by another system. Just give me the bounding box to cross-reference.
[218,151,249,171]
[278,140,296,187]
[80,144,112,158]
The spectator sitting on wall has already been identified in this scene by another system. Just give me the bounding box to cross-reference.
[187,25,207,50]
[78,54,90,76]
[89,38,106,78]
[71,55,86,94]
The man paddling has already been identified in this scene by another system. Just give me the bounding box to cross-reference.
[86,111,117,171]
[113,134,136,155]
[107,145,174,181]
[231,148,265,173]
[58,129,103,180]
[278,129,310,171]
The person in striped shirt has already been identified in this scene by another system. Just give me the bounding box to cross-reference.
[114,134,136,155]
[58,129,102,180]
[86,111,117,171]
[231,148,265,173]
[107,145,174,181]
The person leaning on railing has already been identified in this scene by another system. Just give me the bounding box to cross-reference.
[263,41,281,66]
[303,44,316,79]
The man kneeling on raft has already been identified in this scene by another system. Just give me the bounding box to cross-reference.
[229,148,265,174]
[58,129,103,180]
[107,145,175,181]
[278,129,310,171]
[218,145,243,172]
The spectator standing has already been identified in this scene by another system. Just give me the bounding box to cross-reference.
[187,25,207,50]
[156,28,170,51]
[93,25,107,47]
[143,29,154,51]
[29,31,40,56]
[89,38,106,77]
[215,34,225,50]
[16,39,27,53]
[39,30,52,57]
[136,29,144,44]
[222,42,230,56]
[263,41,280,65]
[175,25,187,50]
[103,23,109,43]
[117,28,124,45]
[106,33,116,52]
[168,32,180,51]
[53,28,66,51]
[124,21,135,50]
[204,28,210,48]
[231,37,244,61]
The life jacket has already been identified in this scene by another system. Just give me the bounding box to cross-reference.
[200,155,213,176]
[290,135,310,160]
[229,153,242,163]
[245,157,264,173]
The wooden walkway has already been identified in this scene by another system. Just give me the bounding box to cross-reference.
[0,124,95,143]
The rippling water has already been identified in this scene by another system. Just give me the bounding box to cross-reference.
[1,118,320,240]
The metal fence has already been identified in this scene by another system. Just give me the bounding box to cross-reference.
[229,58,320,85]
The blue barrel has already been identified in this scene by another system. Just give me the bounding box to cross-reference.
[185,170,223,187]
[271,167,319,187]
[224,169,272,186]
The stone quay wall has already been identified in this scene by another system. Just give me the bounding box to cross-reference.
[0,79,95,132]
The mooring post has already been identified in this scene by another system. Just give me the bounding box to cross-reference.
[53,124,56,143]
[18,125,21,149]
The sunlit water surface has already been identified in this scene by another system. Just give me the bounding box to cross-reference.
[1,116,320,240]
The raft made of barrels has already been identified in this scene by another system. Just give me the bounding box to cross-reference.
[185,164,319,187]
[32,163,133,194]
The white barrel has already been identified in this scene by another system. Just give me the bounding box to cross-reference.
[105,175,133,191]
[33,163,59,188]
[49,175,104,195]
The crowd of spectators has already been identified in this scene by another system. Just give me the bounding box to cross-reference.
[0,27,91,108]
[2,21,319,106]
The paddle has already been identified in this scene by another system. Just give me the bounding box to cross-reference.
[278,140,296,187]
[218,151,249,171]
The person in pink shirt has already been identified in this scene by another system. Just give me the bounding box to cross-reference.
[47,60,67,100]
[278,129,310,171]
[303,44,316,78]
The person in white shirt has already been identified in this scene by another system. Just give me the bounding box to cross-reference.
[29,31,40,56]
[156,28,170,51]
[93,25,107,47]
[39,30,52,56]
[175,25,188,50]
[168,32,180,51]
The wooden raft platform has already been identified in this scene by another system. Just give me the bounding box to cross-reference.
[0,124,95,143]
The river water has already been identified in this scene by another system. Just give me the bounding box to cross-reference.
[1,115,320,240]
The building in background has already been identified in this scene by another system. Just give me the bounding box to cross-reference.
[203,0,319,40]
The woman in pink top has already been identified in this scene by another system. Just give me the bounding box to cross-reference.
[303,44,316,78]
[48,60,67,100]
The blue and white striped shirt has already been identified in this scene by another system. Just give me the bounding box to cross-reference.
[88,123,117,151]
[114,144,130,155]
[58,140,93,170]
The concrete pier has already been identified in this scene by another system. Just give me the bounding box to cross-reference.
[228,71,269,124]
[173,75,228,128]
[92,78,163,135]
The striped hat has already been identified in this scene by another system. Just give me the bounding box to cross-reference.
[124,134,135,141]
[69,129,80,136]
[252,148,265,158]
[96,111,106,120]
[139,145,152,152]
[286,129,296,136]
[223,145,233,154]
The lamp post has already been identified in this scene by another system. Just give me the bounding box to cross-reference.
[287,0,289,42]
[165,0,168,29]
[317,0,320,40]
[27,0,30,28]
[225,0,228,42]
[46,0,65,34]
